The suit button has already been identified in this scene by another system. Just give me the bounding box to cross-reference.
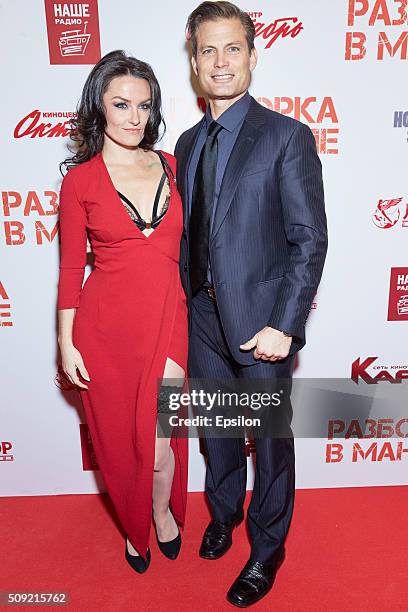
[183,264,187,271]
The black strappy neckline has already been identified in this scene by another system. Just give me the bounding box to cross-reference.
[116,151,172,231]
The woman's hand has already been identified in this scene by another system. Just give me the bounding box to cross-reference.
[60,342,90,389]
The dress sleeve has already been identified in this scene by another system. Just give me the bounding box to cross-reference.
[57,170,87,309]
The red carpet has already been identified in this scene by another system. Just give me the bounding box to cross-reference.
[1,487,407,611]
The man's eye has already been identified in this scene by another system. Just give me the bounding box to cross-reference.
[229,46,240,52]
[202,48,214,55]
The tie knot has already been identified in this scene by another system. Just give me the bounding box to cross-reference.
[207,121,223,140]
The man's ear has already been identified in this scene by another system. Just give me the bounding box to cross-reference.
[249,47,258,72]
[191,54,198,77]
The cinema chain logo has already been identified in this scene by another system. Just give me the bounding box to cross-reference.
[1,190,59,247]
[246,10,304,49]
[351,356,408,383]
[388,267,408,321]
[44,0,101,65]
[345,0,408,60]
[14,109,75,139]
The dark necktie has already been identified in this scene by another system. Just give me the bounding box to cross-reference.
[189,121,223,295]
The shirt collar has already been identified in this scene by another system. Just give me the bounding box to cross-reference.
[204,91,251,133]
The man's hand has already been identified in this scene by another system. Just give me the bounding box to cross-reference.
[240,326,292,362]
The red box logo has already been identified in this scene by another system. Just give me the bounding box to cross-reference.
[388,267,408,321]
[44,1,101,65]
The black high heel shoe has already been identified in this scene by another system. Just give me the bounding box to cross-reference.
[125,538,151,573]
[154,511,182,560]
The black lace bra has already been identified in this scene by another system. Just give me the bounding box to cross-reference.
[116,151,174,231]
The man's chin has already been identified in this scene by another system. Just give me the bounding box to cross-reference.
[208,90,247,101]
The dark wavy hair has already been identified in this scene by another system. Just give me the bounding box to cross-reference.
[60,50,165,174]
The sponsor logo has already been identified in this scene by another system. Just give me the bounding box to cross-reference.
[0,441,14,462]
[14,110,75,139]
[393,110,408,143]
[351,356,408,383]
[0,281,13,327]
[345,0,408,61]
[1,190,59,247]
[371,197,408,229]
[79,424,99,470]
[388,267,408,321]
[44,1,101,64]
[246,10,304,49]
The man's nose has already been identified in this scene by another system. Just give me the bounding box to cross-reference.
[214,51,228,68]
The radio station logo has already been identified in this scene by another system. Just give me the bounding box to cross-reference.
[371,197,407,229]
[393,110,408,142]
[352,356,408,384]
[345,0,408,61]
[257,96,339,154]
[14,110,75,140]
[0,441,14,462]
[246,10,303,49]
[0,281,13,327]
[388,267,408,321]
[44,1,101,64]
[2,190,59,247]
[79,424,99,470]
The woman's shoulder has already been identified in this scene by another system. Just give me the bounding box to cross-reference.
[62,154,100,184]
[156,149,176,173]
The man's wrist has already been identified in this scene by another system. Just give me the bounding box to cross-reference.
[267,325,292,337]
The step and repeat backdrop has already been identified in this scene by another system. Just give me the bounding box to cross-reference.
[1,0,406,496]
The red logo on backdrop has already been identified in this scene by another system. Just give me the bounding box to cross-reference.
[80,424,99,470]
[197,96,339,155]
[372,197,408,229]
[0,441,14,461]
[351,357,408,384]
[258,96,339,155]
[247,11,303,49]
[44,1,101,65]
[345,0,408,61]
[14,110,75,139]
[388,267,408,321]
[1,190,59,247]
[0,281,13,327]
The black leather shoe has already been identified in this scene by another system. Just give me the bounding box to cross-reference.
[156,529,181,560]
[199,512,244,560]
[226,551,285,607]
[125,539,151,574]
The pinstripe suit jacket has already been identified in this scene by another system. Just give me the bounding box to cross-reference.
[175,96,328,365]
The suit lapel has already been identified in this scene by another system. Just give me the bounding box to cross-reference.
[177,119,204,231]
[211,98,266,241]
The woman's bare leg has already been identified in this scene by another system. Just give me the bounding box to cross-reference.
[153,356,185,542]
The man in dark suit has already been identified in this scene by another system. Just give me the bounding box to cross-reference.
[175,1,327,607]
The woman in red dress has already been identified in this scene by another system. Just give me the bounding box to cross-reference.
[57,50,188,573]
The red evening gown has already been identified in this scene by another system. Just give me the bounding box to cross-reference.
[57,151,188,559]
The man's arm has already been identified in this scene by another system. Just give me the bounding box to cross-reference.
[267,121,328,340]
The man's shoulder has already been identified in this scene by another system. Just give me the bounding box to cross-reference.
[249,97,308,137]
[175,118,205,155]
